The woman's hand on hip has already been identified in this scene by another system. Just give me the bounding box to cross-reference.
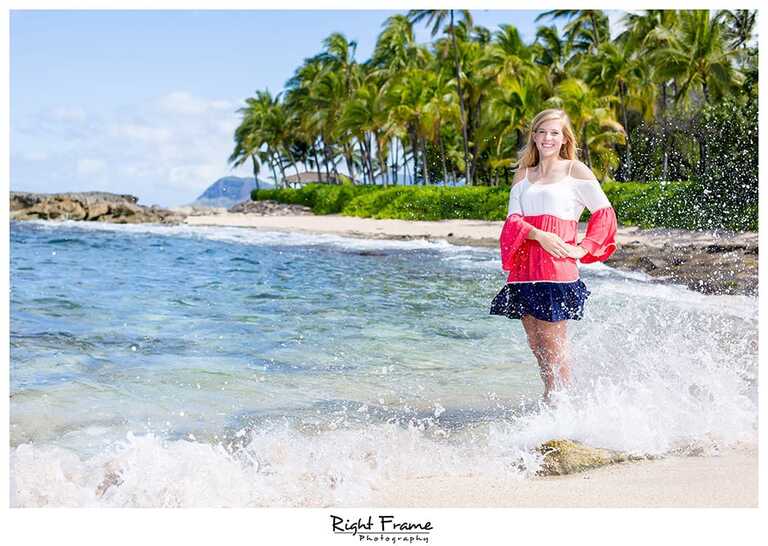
[563,243,588,259]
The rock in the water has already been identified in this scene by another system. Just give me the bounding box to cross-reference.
[227,199,313,216]
[536,439,650,476]
[10,191,186,225]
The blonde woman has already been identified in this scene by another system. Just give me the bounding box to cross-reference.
[490,109,618,404]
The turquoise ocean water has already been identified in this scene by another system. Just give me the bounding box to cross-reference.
[10,220,758,506]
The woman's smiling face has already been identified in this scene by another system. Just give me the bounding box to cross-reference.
[533,119,566,158]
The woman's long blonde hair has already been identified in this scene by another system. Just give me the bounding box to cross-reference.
[517,109,579,169]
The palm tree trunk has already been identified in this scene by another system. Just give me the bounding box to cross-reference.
[409,126,419,185]
[450,10,472,186]
[406,150,415,185]
[268,157,278,188]
[438,133,449,185]
[250,154,260,200]
[330,154,341,184]
[392,139,399,185]
[581,127,591,168]
[286,148,301,179]
[312,142,321,177]
[357,138,368,184]
[420,135,430,185]
[322,139,332,182]
[377,134,389,186]
[364,134,376,185]
[274,151,287,188]
[344,143,356,183]
[468,96,482,185]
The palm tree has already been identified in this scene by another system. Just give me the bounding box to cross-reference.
[370,15,427,185]
[536,10,610,56]
[531,25,571,89]
[716,9,757,71]
[340,81,381,183]
[285,55,332,180]
[545,78,625,178]
[387,67,437,185]
[647,10,742,107]
[716,9,757,51]
[645,10,744,178]
[229,112,263,197]
[230,91,283,187]
[408,9,473,184]
[485,73,543,180]
[582,40,647,180]
[422,69,460,184]
[618,10,681,116]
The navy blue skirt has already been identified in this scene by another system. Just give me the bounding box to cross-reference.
[489,280,591,322]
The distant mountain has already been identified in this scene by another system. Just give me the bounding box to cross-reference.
[191,176,274,208]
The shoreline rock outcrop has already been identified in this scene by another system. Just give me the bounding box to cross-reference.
[535,439,654,476]
[227,199,314,215]
[606,226,758,297]
[10,191,186,224]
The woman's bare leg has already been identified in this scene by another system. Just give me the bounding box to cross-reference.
[521,315,555,402]
[535,318,572,394]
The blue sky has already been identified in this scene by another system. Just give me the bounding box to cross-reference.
[11,10,625,207]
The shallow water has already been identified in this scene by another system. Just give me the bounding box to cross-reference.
[10,220,758,507]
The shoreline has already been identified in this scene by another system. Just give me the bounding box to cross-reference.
[185,213,758,296]
[362,445,757,508]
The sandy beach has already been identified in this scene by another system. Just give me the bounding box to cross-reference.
[184,212,757,249]
[365,445,758,508]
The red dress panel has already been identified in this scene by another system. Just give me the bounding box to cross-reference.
[499,167,617,284]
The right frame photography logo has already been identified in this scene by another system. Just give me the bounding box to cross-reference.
[330,514,434,542]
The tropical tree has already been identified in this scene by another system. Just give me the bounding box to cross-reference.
[581,40,649,179]
[408,9,473,184]
[536,10,611,57]
[545,78,625,178]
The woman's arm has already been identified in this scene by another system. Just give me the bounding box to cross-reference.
[569,161,618,263]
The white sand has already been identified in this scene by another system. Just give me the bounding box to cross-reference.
[363,446,757,508]
[184,213,757,249]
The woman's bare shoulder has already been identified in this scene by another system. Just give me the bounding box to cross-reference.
[511,165,528,186]
[570,160,598,181]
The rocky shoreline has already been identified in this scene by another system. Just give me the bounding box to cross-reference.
[438,226,758,297]
[10,191,186,224]
[606,228,758,297]
[10,195,758,297]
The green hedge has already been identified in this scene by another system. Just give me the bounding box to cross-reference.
[252,181,753,231]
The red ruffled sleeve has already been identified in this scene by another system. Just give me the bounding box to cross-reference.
[578,206,617,263]
[500,213,534,271]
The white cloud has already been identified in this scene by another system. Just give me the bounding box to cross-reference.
[109,123,173,143]
[77,158,107,176]
[157,91,235,115]
[12,90,252,206]
[50,106,87,122]
[168,163,226,191]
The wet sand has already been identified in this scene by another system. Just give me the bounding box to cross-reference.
[362,445,757,508]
